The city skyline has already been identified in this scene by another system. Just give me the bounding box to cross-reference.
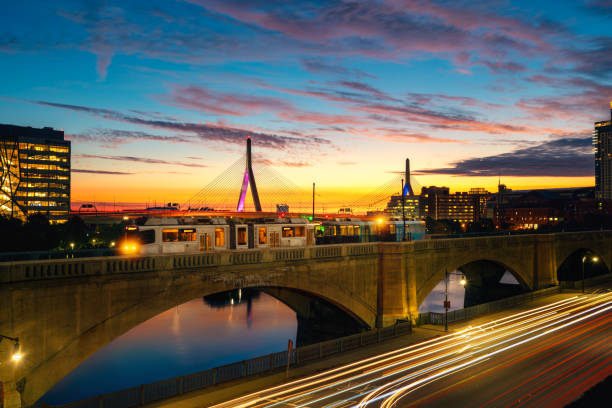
[1,1,611,206]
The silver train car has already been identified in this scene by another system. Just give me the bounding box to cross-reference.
[121,216,315,255]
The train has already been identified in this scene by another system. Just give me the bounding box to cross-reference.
[120,216,425,255]
[315,218,426,244]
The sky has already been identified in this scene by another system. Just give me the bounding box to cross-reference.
[1,0,611,210]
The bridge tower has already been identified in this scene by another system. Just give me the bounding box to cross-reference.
[402,158,414,196]
[237,136,262,212]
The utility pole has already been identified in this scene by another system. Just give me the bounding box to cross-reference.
[312,182,315,220]
[401,178,406,241]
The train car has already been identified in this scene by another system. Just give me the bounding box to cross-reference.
[255,218,315,248]
[315,218,365,244]
[375,219,426,241]
[121,216,229,255]
[316,218,426,244]
[121,216,316,255]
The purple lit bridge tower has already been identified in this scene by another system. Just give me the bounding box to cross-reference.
[237,136,262,212]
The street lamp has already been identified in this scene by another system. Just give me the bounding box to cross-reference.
[445,269,467,332]
[0,334,22,362]
[581,255,599,293]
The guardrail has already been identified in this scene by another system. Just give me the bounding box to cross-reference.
[34,321,412,408]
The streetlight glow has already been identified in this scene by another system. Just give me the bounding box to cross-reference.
[592,256,599,263]
[460,277,467,286]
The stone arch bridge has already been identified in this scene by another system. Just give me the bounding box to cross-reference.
[0,230,611,406]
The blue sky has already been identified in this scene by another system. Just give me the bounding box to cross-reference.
[1,0,611,209]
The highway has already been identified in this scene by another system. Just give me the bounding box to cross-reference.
[211,291,612,408]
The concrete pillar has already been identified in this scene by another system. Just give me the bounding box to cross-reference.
[377,243,411,327]
[2,381,22,408]
[532,236,556,289]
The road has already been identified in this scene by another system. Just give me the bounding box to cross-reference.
[210,291,612,407]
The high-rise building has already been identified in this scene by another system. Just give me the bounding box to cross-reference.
[594,103,612,200]
[0,124,70,223]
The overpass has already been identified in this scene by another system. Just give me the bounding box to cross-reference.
[1,231,611,407]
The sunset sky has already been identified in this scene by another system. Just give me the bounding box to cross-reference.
[1,1,611,210]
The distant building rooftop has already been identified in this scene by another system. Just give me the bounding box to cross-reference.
[0,123,65,141]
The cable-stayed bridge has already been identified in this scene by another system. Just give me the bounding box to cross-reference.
[184,137,422,215]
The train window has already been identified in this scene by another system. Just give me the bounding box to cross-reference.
[140,230,155,244]
[258,227,267,244]
[162,229,179,242]
[179,229,196,241]
[282,227,293,238]
[340,225,347,236]
[294,226,305,237]
[237,227,247,245]
[215,228,225,247]
[389,224,396,234]
[354,225,361,236]
[347,225,354,235]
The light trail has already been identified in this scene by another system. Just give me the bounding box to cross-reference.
[288,295,611,408]
[365,301,612,408]
[210,294,612,408]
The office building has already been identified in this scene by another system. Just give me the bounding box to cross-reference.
[384,186,489,223]
[0,124,70,223]
[594,102,612,199]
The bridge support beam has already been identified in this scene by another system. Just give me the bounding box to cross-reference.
[1,381,22,408]
[376,243,413,327]
[533,236,557,289]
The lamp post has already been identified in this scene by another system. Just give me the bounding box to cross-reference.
[0,334,22,362]
[581,255,599,293]
[444,269,467,332]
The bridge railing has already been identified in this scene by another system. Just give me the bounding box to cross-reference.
[34,320,412,408]
[0,243,380,284]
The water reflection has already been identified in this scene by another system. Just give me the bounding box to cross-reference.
[39,290,297,405]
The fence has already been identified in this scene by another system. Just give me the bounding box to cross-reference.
[417,285,563,325]
[35,321,412,408]
[416,274,612,326]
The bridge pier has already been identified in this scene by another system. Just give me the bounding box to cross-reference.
[1,381,22,408]
[532,236,557,289]
[376,243,413,327]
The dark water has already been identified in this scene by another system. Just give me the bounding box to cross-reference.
[39,290,297,405]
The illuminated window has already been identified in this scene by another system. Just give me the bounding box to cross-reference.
[237,227,247,245]
[162,229,179,242]
[179,228,196,241]
[281,226,305,237]
[215,228,225,247]
[258,227,267,244]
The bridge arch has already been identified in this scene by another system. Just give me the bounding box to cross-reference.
[553,233,612,278]
[556,248,610,282]
[416,255,530,311]
[12,260,378,405]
